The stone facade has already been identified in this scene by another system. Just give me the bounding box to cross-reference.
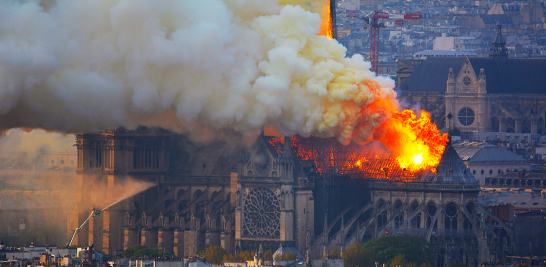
[71,131,510,267]
[399,58,546,135]
[72,131,314,256]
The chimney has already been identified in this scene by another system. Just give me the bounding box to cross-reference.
[532,188,541,198]
[500,171,503,177]
[542,192,545,199]
[513,188,523,194]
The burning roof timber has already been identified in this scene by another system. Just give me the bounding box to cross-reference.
[76,128,458,183]
[269,136,477,184]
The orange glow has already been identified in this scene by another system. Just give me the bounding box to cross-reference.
[318,1,333,39]
[377,110,448,172]
[266,110,447,179]
[266,84,448,177]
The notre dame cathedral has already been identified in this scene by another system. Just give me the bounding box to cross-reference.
[67,26,533,267]
[71,128,513,267]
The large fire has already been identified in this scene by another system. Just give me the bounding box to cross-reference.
[319,1,333,39]
[377,110,448,172]
[312,1,448,174]
[268,109,448,177]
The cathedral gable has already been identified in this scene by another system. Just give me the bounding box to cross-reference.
[455,58,478,93]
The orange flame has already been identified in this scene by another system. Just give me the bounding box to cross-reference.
[377,110,448,172]
[319,1,333,39]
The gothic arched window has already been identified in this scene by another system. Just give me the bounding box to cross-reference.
[458,107,475,126]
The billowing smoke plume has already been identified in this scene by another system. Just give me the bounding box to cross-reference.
[0,0,398,145]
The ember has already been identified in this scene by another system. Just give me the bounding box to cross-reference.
[269,136,420,181]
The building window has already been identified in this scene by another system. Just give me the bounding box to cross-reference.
[458,107,475,126]
[463,77,471,86]
[498,170,501,174]
[61,160,65,165]
[473,170,476,175]
[481,170,484,175]
[51,160,54,164]
[489,170,493,175]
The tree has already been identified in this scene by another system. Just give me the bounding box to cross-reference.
[224,250,255,262]
[364,235,434,266]
[264,250,273,261]
[122,246,163,258]
[390,254,407,267]
[17,225,64,247]
[0,232,14,247]
[200,246,228,265]
[419,262,433,267]
[344,242,379,267]
[275,252,297,261]
[330,248,340,259]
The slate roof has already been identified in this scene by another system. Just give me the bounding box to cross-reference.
[479,190,546,209]
[481,15,513,25]
[400,57,546,94]
[419,144,478,184]
[453,142,526,162]
[272,243,304,260]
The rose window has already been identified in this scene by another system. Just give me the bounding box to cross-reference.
[458,107,475,126]
[463,77,471,86]
[243,187,280,238]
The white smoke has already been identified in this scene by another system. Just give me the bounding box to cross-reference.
[0,0,397,144]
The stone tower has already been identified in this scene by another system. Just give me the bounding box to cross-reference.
[490,24,508,58]
[235,135,294,251]
[73,129,172,255]
[235,135,312,254]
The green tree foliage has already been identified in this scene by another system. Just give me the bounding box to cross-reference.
[344,242,379,267]
[275,252,297,261]
[200,246,228,265]
[390,254,407,267]
[330,248,340,259]
[17,225,64,247]
[0,232,14,247]
[223,250,255,262]
[264,250,273,261]
[364,235,434,266]
[122,246,163,258]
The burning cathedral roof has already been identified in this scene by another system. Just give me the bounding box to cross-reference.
[418,144,478,184]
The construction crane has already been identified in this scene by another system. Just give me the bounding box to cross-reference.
[346,10,422,74]
[67,209,101,247]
